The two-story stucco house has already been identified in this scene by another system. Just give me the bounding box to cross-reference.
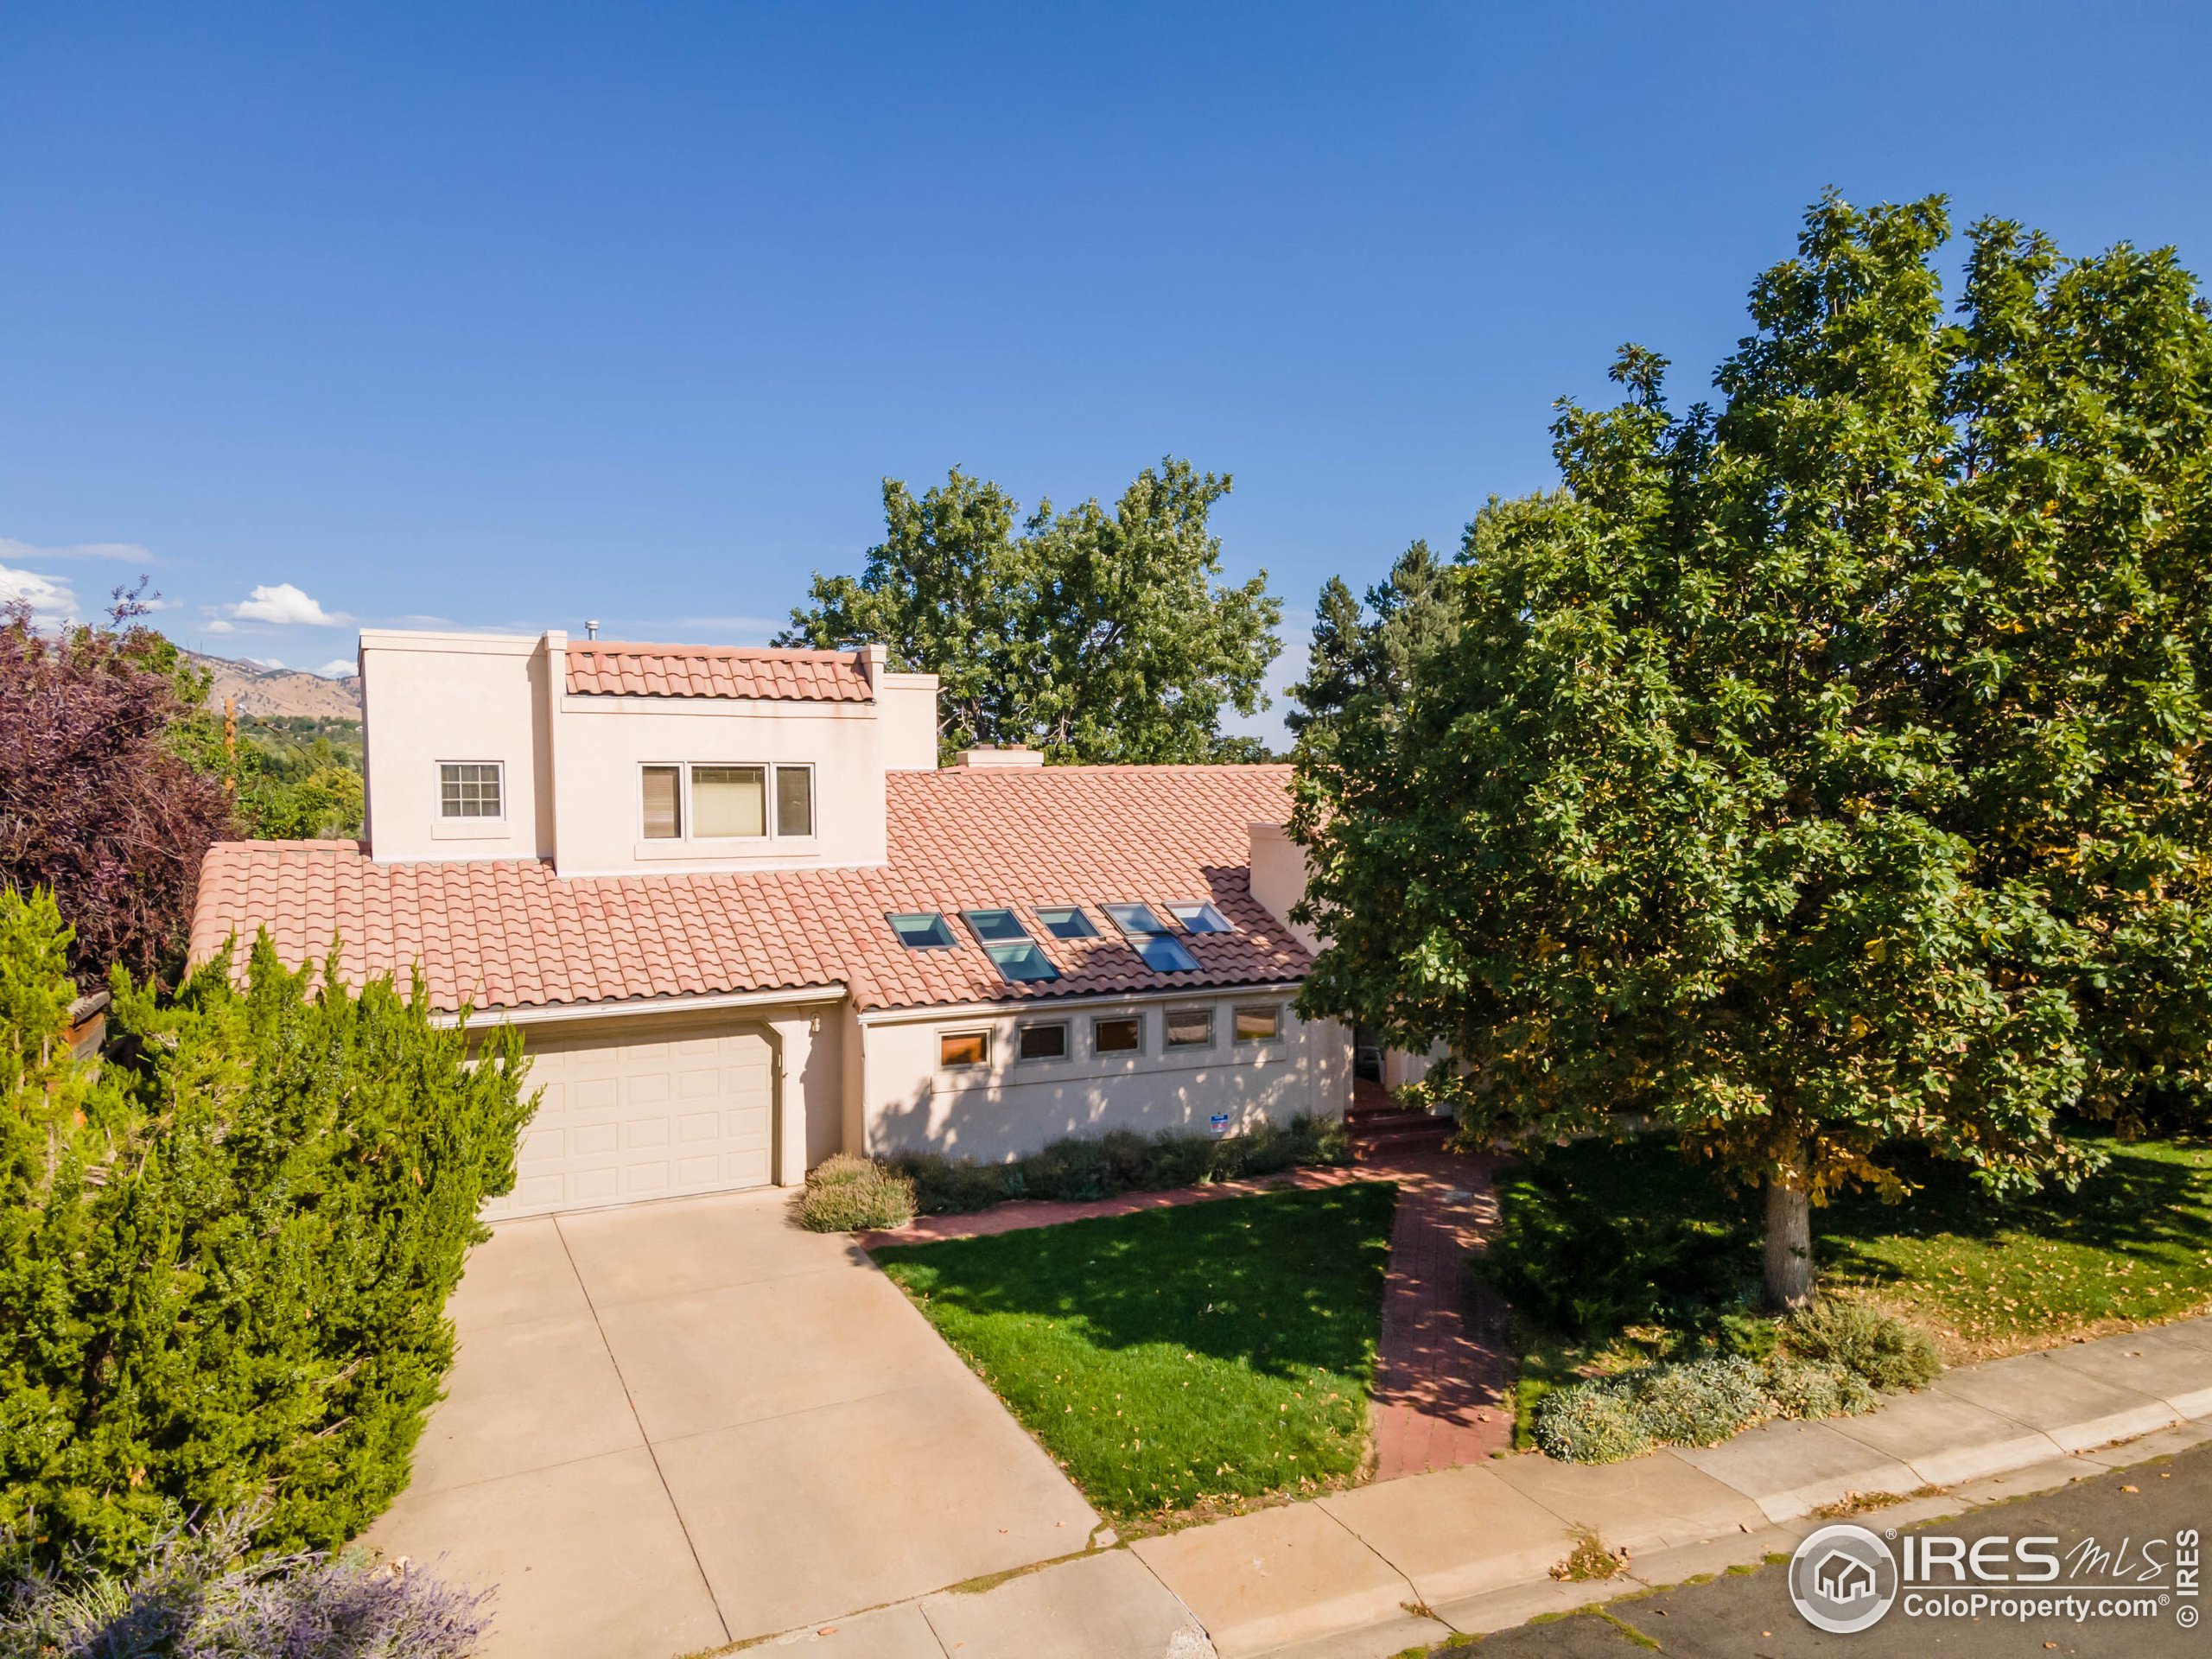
[189,629,1359,1218]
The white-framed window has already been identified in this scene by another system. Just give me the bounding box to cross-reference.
[939,1030,990,1069]
[1165,1007,1214,1049]
[641,763,816,843]
[1016,1021,1069,1062]
[438,761,504,819]
[1234,1004,1283,1044]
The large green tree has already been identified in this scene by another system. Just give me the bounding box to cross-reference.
[1287,538,1465,761]
[779,459,1283,762]
[1294,195,2212,1308]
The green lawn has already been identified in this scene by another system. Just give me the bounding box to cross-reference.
[873,1182,1397,1524]
[1482,1128,2212,1443]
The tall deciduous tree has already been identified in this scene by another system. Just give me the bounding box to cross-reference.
[779,459,1282,762]
[0,595,236,985]
[1294,195,2212,1308]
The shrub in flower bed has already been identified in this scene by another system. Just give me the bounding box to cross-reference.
[1533,1302,1924,1463]
[1762,1354,1878,1421]
[1530,1378,1654,1464]
[1786,1301,1942,1391]
[1629,1357,1774,1447]
[0,1506,488,1659]
[791,1154,916,1233]
[880,1114,1348,1217]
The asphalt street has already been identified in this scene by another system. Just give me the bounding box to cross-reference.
[1457,1442,2212,1658]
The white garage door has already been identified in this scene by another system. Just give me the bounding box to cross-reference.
[487,1024,775,1219]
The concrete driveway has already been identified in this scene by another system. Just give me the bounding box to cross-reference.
[366,1188,1100,1658]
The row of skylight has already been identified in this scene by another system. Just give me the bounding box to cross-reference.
[887,900,1235,982]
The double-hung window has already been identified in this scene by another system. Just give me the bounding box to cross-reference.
[642,763,816,842]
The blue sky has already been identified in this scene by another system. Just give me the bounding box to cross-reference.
[3,3,2208,741]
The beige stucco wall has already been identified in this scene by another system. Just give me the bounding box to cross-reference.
[877,673,941,770]
[1248,822,1324,955]
[358,627,942,875]
[544,694,893,875]
[361,631,552,863]
[855,989,1352,1164]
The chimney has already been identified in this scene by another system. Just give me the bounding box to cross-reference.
[953,743,1046,770]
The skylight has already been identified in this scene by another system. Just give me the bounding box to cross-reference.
[986,941,1061,982]
[1166,901,1233,933]
[963,908,1032,944]
[888,912,957,949]
[1133,935,1200,973]
[1102,901,1171,936]
[1033,904,1100,940]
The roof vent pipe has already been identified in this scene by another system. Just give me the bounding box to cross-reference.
[585,620,600,639]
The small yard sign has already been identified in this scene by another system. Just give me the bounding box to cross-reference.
[1209,1113,1230,1137]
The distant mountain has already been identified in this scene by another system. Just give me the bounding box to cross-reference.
[185,651,363,720]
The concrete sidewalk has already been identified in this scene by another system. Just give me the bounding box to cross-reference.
[752,1315,2212,1659]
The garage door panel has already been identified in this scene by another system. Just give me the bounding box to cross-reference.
[485,1024,779,1219]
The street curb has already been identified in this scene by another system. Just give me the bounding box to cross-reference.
[748,1319,2212,1659]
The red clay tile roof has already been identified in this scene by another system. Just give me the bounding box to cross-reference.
[188,766,1308,1016]
[565,643,874,702]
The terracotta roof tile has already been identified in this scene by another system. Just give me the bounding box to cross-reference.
[189,766,1307,1016]
[565,643,874,702]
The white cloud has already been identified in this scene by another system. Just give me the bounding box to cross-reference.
[226,582,346,628]
[316,658,357,678]
[0,563,79,625]
[243,656,286,670]
[0,536,157,565]
[204,617,237,635]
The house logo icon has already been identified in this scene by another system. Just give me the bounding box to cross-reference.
[1815,1550,1877,1601]
[1789,1524,1899,1634]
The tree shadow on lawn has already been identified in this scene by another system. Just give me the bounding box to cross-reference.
[1501,1130,2212,1341]
[871,1181,1397,1381]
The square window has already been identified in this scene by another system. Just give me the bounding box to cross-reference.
[889,912,957,949]
[1033,904,1099,940]
[1235,1005,1282,1043]
[439,762,503,819]
[1167,901,1234,934]
[986,941,1060,982]
[1017,1022,1069,1062]
[693,765,766,837]
[963,908,1032,944]
[1093,1015,1141,1054]
[939,1031,989,1068]
[641,766,683,838]
[1165,1008,1214,1048]
[1103,901,1170,935]
[1135,935,1200,973]
[776,766,814,837]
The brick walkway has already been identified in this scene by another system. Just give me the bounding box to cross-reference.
[1365,1147,1514,1478]
[860,1145,1513,1481]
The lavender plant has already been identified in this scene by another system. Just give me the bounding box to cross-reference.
[0,1506,491,1659]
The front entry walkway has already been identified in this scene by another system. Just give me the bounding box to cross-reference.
[367,1189,1099,1657]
